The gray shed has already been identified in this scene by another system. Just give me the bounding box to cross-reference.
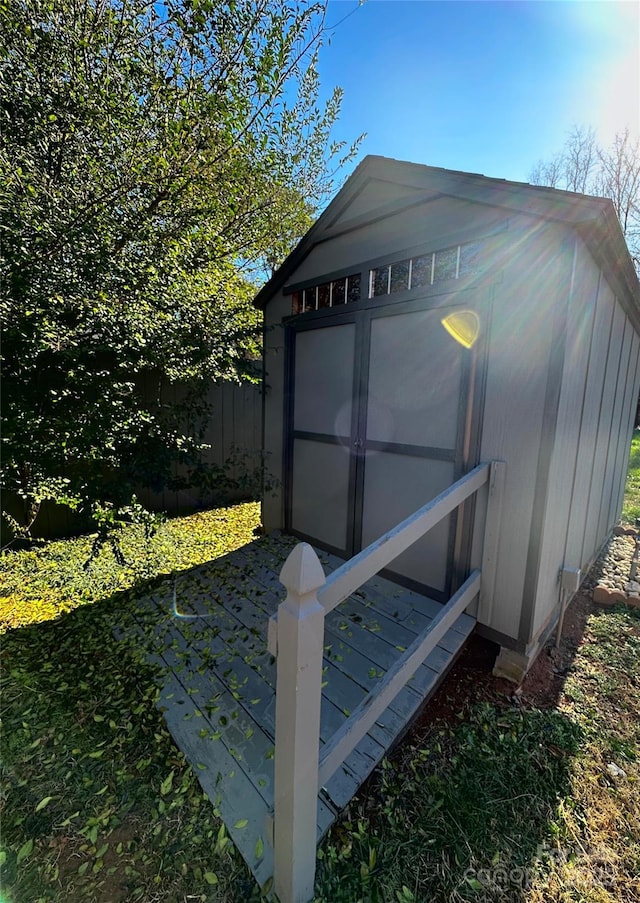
[131,156,640,903]
[256,155,640,682]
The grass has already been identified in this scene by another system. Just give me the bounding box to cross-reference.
[0,503,264,902]
[1,458,640,902]
[621,431,640,523]
[312,610,639,903]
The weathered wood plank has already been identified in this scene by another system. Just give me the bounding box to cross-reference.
[120,597,338,887]
[124,605,276,800]
[318,571,481,786]
[116,534,476,896]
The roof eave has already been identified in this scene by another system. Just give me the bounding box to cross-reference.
[576,203,640,329]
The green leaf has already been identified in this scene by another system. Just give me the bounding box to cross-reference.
[0,851,6,867]
[255,836,264,859]
[204,871,218,885]
[160,771,174,795]
[35,796,53,812]
[234,819,248,829]
[17,839,33,864]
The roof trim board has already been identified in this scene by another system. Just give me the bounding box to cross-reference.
[254,156,640,317]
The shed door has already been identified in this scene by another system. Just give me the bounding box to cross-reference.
[287,303,472,600]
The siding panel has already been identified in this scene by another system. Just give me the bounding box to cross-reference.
[565,273,615,572]
[596,317,633,542]
[530,240,595,637]
[611,335,640,525]
[581,284,622,566]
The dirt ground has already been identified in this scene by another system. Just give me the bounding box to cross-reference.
[412,582,596,732]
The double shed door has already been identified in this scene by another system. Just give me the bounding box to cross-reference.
[286,299,474,601]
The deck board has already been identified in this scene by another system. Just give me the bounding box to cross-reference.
[117,532,475,890]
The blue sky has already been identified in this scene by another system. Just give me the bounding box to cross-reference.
[318,0,639,183]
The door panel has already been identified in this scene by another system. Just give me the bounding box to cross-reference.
[366,310,462,448]
[293,325,355,437]
[288,319,357,554]
[361,453,455,593]
[291,439,351,549]
[287,299,474,595]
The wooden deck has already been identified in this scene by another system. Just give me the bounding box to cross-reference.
[119,531,475,891]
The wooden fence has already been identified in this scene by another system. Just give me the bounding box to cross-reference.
[267,460,506,903]
[136,378,263,515]
[3,379,263,540]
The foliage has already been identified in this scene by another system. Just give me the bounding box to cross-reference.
[314,603,640,903]
[0,0,360,539]
[621,431,640,524]
[1,502,263,901]
[0,501,260,632]
[530,125,640,272]
[315,707,583,902]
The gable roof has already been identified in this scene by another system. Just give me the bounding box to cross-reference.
[254,155,640,315]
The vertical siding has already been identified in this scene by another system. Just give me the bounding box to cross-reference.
[529,239,593,638]
[476,222,569,639]
[261,193,640,653]
[580,284,623,567]
[610,335,640,524]
[562,270,616,573]
[531,235,640,643]
[595,319,633,543]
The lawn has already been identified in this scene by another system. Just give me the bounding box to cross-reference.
[1,450,639,902]
[621,431,640,524]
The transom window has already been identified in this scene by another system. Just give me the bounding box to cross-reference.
[289,240,483,315]
[369,240,483,299]
[291,273,361,315]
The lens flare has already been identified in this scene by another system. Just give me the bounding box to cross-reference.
[441,310,480,348]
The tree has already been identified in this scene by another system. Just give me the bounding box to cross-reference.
[530,125,640,272]
[0,0,360,543]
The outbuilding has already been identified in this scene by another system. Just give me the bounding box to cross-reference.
[255,155,640,681]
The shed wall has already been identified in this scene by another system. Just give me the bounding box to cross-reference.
[475,223,575,641]
[292,195,509,284]
[531,238,640,641]
[263,198,574,646]
[262,192,512,536]
[328,178,418,225]
[263,290,291,532]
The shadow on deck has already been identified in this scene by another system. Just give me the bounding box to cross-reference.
[119,531,475,890]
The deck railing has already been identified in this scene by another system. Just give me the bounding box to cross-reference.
[267,460,505,903]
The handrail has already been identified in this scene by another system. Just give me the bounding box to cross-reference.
[317,569,481,786]
[318,462,490,614]
[271,460,505,903]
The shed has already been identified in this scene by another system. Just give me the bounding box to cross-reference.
[256,155,640,682]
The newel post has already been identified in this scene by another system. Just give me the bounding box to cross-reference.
[273,543,326,903]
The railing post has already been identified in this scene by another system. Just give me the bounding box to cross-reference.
[273,543,326,903]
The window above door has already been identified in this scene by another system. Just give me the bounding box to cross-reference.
[291,273,362,315]
[288,239,484,316]
[369,240,484,299]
